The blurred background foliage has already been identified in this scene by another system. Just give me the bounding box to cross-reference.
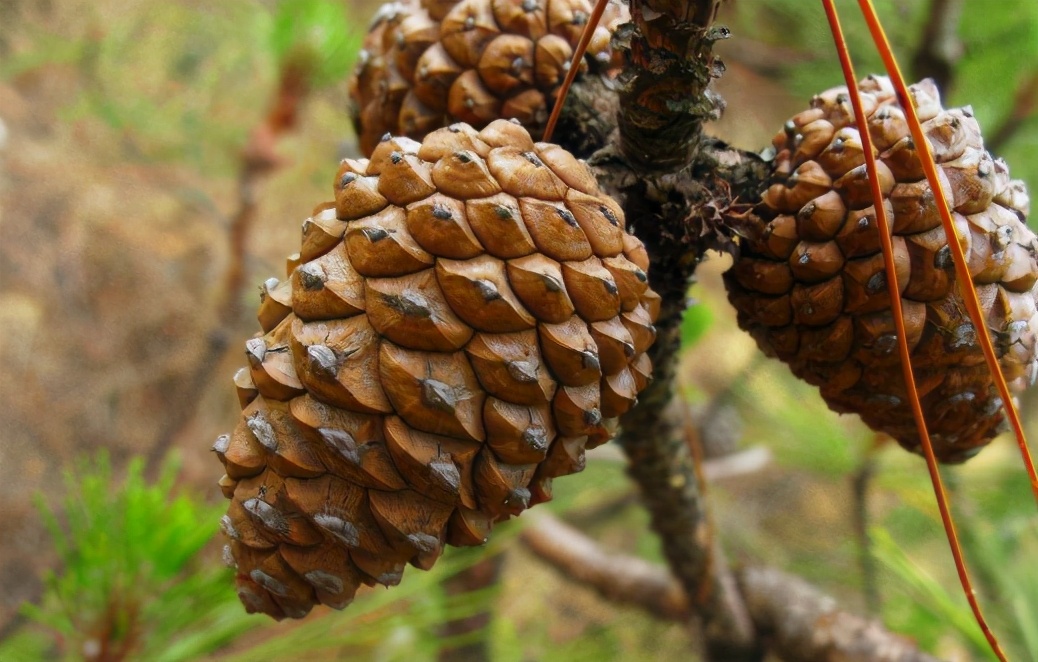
[0,0,1035,660]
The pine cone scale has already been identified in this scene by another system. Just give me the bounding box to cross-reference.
[349,0,629,156]
[216,120,658,617]
[726,76,1038,462]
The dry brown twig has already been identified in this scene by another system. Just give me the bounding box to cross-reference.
[911,0,965,93]
[522,514,691,622]
[987,69,1038,154]
[145,59,315,473]
[520,513,941,662]
[589,444,772,482]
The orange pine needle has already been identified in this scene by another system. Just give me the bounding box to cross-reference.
[543,0,612,142]
[550,2,1035,493]
[547,2,1033,656]
[822,2,1008,659]
[855,0,1038,508]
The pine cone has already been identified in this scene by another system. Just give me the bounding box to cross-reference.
[725,76,1038,463]
[348,0,628,156]
[215,120,659,618]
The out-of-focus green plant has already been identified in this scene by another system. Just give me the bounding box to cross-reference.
[1,0,361,174]
[266,0,361,90]
[5,453,257,662]
[873,469,1038,662]
[680,299,714,348]
[0,451,658,662]
[872,526,991,656]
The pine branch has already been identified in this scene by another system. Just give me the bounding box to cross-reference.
[739,566,942,662]
[520,513,943,662]
[615,0,725,170]
[521,514,691,622]
[911,0,964,94]
[585,3,771,658]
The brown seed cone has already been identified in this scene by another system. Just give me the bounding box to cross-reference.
[348,0,629,157]
[725,75,1038,463]
[216,120,658,618]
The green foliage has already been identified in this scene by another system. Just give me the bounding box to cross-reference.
[872,467,1038,661]
[735,358,866,476]
[10,453,257,662]
[2,0,361,174]
[57,3,269,171]
[680,299,714,347]
[266,0,362,88]
[872,526,991,655]
[0,451,650,661]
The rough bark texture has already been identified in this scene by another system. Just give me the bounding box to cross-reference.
[554,74,624,159]
[616,0,725,170]
[578,0,771,658]
[594,141,767,660]
[738,566,942,662]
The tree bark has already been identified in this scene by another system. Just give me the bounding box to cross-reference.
[584,1,771,658]
[521,514,943,662]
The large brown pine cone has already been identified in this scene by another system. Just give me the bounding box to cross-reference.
[214,119,659,618]
[349,0,628,156]
[725,76,1038,462]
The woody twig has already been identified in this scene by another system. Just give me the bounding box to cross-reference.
[521,513,942,662]
[585,0,769,658]
[145,56,314,473]
[911,0,964,94]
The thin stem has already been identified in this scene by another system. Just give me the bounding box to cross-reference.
[911,0,964,93]
[851,448,879,615]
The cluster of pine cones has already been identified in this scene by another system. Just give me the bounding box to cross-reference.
[214,0,1038,619]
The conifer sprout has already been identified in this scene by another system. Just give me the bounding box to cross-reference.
[725,75,1038,463]
[215,120,659,618]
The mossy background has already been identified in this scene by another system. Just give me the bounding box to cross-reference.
[0,0,1035,660]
